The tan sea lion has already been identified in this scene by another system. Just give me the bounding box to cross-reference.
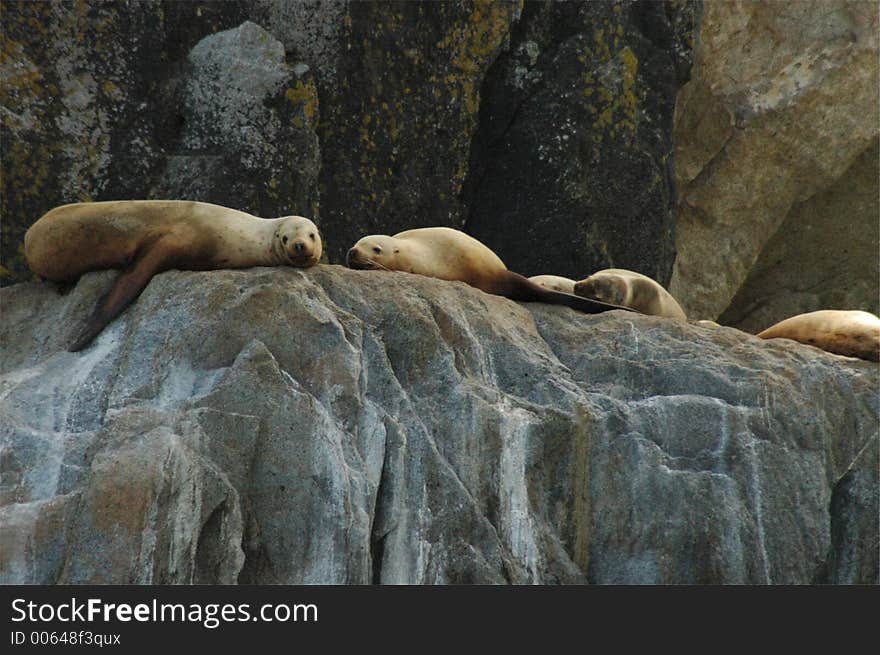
[345,227,634,315]
[24,200,322,351]
[528,275,576,294]
[574,268,686,320]
[757,310,880,362]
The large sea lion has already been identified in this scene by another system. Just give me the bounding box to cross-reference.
[756,310,880,362]
[574,268,686,320]
[24,200,322,351]
[528,275,576,294]
[345,227,634,315]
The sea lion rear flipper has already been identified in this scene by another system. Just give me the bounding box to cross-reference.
[501,272,636,314]
[556,291,636,314]
[69,238,182,352]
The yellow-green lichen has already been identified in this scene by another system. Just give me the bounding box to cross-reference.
[319,2,523,219]
[436,0,521,117]
[0,243,32,284]
[0,40,45,112]
[284,78,319,128]
[580,15,641,140]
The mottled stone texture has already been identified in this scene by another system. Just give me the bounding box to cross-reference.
[670,0,879,323]
[151,20,321,217]
[463,0,699,283]
[1,267,877,584]
[314,0,523,259]
[2,1,253,280]
[1,0,696,284]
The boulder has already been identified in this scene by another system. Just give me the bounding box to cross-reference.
[670,0,879,321]
[1,266,876,584]
[720,141,880,333]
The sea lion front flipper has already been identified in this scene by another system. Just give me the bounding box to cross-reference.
[68,238,183,352]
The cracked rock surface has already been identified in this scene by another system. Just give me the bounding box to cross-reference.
[1,266,876,584]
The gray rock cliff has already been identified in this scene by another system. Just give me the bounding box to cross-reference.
[1,268,876,584]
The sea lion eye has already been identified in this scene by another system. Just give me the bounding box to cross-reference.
[310,233,315,240]
[282,236,288,244]
[373,246,382,254]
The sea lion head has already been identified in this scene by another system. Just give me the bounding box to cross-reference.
[346,235,401,271]
[574,273,628,306]
[274,216,322,267]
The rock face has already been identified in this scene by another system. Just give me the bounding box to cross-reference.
[1,0,697,287]
[670,0,879,323]
[464,1,699,283]
[152,20,321,217]
[1,267,876,584]
[1,3,319,278]
[720,141,880,333]
[312,0,523,260]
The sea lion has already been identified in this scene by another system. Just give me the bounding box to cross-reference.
[24,200,322,351]
[528,275,576,294]
[574,268,686,320]
[756,310,880,362]
[345,227,634,315]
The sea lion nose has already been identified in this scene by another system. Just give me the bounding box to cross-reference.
[294,241,305,254]
[346,247,357,261]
